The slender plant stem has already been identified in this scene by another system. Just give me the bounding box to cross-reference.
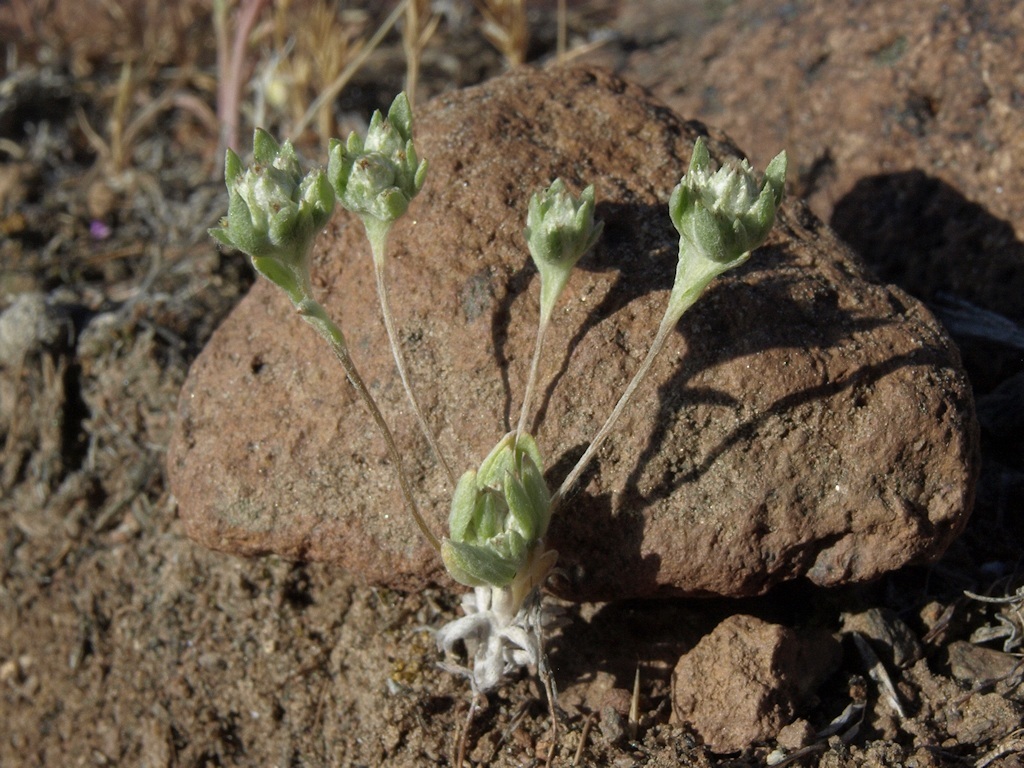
[403,0,422,108]
[297,299,441,553]
[552,248,731,509]
[516,314,550,440]
[366,223,457,488]
[403,0,439,108]
[551,313,677,510]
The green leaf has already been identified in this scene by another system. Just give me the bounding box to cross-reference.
[387,92,413,139]
[503,469,539,542]
[441,539,518,588]
[448,470,478,542]
[253,128,280,165]
[476,432,515,488]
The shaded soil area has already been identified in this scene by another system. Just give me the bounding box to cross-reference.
[1,1,1022,766]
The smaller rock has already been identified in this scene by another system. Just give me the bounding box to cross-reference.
[840,607,922,669]
[672,614,840,753]
[0,292,66,367]
[775,718,815,752]
[599,705,627,746]
[945,640,1021,686]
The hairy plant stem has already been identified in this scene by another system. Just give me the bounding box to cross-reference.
[365,218,456,488]
[515,313,551,441]
[296,297,441,552]
[551,313,674,510]
[557,244,741,512]
[553,250,735,509]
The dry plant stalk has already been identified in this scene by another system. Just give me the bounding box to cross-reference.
[475,0,529,66]
[402,0,441,107]
[291,0,410,141]
[268,0,368,141]
[215,0,271,154]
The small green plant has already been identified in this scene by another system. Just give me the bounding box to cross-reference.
[211,92,786,696]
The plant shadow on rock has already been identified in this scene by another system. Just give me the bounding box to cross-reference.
[624,248,901,495]
[833,171,1024,561]
[514,194,953,600]
[488,198,680,602]
[831,171,1024,390]
[493,199,678,433]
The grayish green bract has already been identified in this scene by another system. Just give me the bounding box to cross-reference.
[210,129,335,305]
[441,432,552,588]
[665,137,787,323]
[524,179,603,324]
[327,92,428,228]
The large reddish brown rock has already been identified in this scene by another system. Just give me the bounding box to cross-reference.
[167,66,978,600]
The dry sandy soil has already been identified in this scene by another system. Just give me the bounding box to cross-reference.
[1,1,1022,766]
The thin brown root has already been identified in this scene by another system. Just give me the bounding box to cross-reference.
[572,712,595,767]
[455,692,480,768]
[539,651,560,767]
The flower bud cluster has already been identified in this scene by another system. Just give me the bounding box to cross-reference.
[211,129,335,304]
[670,137,786,271]
[664,137,786,323]
[441,432,552,590]
[328,92,428,227]
[524,179,603,322]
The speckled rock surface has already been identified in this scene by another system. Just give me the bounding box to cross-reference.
[671,614,841,753]
[607,0,1024,322]
[167,66,978,601]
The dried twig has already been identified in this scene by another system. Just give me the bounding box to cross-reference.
[475,0,529,66]
[851,632,907,719]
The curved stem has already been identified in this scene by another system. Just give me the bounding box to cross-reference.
[551,314,676,511]
[366,221,457,487]
[515,314,550,440]
[552,247,729,510]
[298,299,441,553]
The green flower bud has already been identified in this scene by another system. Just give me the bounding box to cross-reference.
[524,179,603,323]
[665,137,786,322]
[441,432,552,589]
[210,129,335,304]
[328,92,428,229]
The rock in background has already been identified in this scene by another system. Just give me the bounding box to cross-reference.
[612,0,1024,316]
[169,66,978,602]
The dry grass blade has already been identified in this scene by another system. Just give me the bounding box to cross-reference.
[628,663,640,740]
[292,0,409,140]
[475,0,528,66]
[850,632,907,719]
[975,729,1024,768]
[402,0,441,107]
[965,586,1024,604]
[215,0,271,155]
[572,711,595,766]
[263,1,368,142]
[454,693,482,768]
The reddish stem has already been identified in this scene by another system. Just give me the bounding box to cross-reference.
[217,0,270,156]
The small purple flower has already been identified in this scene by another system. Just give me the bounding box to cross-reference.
[90,220,112,240]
